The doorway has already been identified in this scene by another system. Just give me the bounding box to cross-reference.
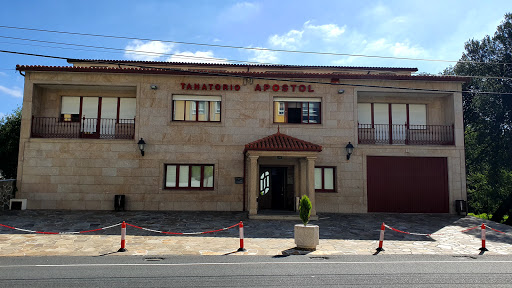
[258,167,294,211]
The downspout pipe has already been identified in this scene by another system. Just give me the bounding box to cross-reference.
[242,151,246,212]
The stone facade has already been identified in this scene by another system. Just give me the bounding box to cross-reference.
[16,62,466,214]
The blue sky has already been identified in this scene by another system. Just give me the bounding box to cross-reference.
[1,0,511,118]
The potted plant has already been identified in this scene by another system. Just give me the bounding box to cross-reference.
[294,195,319,250]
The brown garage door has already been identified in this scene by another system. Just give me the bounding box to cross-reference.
[367,156,449,213]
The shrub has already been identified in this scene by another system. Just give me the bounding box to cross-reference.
[299,195,312,226]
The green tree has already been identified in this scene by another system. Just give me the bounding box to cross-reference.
[447,13,512,216]
[299,195,312,226]
[0,107,22,179]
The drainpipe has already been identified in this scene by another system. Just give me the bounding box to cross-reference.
[242,151,246,212]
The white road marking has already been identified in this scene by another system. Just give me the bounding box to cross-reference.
[0,260,511,268]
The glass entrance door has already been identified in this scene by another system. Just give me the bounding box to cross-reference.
[258,167,292,211]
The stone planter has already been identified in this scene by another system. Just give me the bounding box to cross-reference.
[294,224,319,250]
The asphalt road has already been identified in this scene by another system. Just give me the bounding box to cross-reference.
[0,255,511,287]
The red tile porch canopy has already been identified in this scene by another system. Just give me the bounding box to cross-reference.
[244,131,322,153]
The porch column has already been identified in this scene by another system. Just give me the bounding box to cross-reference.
[299,158,307,198]
[306,156,317,216]
[247,155,259,215]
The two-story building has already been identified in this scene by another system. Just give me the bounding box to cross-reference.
[15,60,467,216]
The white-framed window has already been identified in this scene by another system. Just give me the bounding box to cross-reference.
[173,95,221,122]
[273,97,321,124]
[315,167,335,192]
[165,164,214,189]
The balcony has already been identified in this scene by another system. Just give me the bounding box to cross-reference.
[358,124,454,145]
[31,117,135,139]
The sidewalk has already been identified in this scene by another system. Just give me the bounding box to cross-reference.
[1,210,512,256]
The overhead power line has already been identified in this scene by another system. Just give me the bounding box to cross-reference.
[3,49,512,95]
[1,24,512,66]
[3,35,512,80]
[0,35,422,75]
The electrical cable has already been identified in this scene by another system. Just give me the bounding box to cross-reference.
[0,35,422,74]
[3,49,512,95]
[2,37,512,80]
[1,24,512,65]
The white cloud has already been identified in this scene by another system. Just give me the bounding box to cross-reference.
[167,51,228,64]
[363,39,426,58]
[0,85,23,98]
[249,48,279,64]
[303,21,345,40]
[269,30,303,50]
[232,2,259,11]
[0,72,7,77]
[124,40,174,61]
[332,38,427,66]
[268,21,346,50]
[364,3,391,18]
[220,2,261,22]
[0,112,5,119]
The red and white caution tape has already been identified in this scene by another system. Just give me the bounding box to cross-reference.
[460,225,480,233]
[384,223,443,236]
[0,223,122,234]
[486,225,506,234]
[125,222,240,235]
[386,223,509,237]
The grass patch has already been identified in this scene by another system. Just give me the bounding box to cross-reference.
[468,213,509,223]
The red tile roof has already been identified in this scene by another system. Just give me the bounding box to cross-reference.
[244,131,322,153]
[66,59,419,72]
[15,65,468,82]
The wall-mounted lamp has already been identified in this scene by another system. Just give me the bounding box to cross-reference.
[338,89,345,94]
[345,142,354,160]
[138,138,146,156]
[150,85,158,90]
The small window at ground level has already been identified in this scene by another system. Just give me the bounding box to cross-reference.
[165,164,214,189]
[315,166,335,192]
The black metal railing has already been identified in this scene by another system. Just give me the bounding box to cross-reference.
[358,124,454,145]
[31,117,135,139]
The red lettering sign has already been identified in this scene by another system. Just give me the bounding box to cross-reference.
[253,84,315,93]
[179,83,243,92]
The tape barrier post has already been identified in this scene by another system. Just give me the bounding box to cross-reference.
[479,223,488,252]
[376,222,385,252]
[237,221,246,252]
[118,221,127,252]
